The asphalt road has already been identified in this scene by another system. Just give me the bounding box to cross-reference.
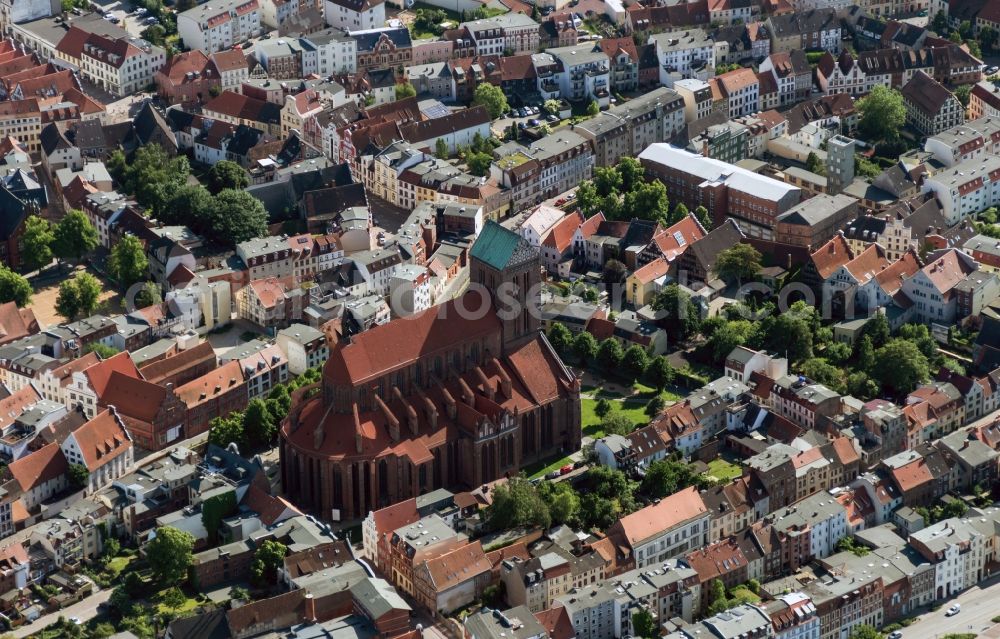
[12,588,113,638]
[896,574,1000,639]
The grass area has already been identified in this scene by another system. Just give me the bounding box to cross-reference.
[156,591,202,616]
[525,454,575,479]
[581,397,649,438]
[410,1,462,20]
[106,555,133,577]
[707,458,743,482]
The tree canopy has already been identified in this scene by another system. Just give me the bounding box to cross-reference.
[53,210,98,263]
[210,190,269,243]
[56,272,102,320]
[206,160,249,194]
[0,265,31,306]
[251,540,288,585]
[472,83,509,119]
[715,243,762,286]
[146,526,194,586]
[21,216,54,272]
[109,235,149,291]
[857,86,905,142]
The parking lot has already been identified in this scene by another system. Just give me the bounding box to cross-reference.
[86,0,161,38]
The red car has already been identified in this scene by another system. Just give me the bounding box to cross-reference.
[554,198,566,206]
[560,464,574,475]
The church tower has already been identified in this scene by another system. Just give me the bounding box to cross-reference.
[469,221,542,352]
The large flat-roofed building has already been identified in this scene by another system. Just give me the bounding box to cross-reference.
[280,222,582,521]
[638,143,801,239]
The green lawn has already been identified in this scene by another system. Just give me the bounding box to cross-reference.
[581,398,650,438]
[707,458,743,482]
[729,587,760,603]
[106,555,133,577]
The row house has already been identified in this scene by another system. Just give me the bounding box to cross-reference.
[575,87,685,168]
[353,27,412,73]
[768,375,842,429]
[649,30,716,87]
[758,50,810,106]
[548,43,611,107]
[606,487,710,569]
[900,71,964,136]
[766,8,841,54]
[57,29,166,98]
[177,0,263,54]
[460,13,539,57]
[900,248,978,323]
[491,130,593,213]
[925,116,1000,167]
[709,67,759,118]
[324,0,384,31]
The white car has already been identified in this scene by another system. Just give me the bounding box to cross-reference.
[888,632,902,639]
[69,617,82,625]
[946,604,961,616]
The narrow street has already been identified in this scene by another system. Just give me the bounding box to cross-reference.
[11,588,112,638]
[896,573,1000,638]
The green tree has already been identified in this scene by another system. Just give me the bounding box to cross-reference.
[632,609,657,639]
[86,343,120,358]
[872,339,929,394]
[206,160,249,194]
[210,190,269,244]
[586,99,599,116]
[53,210,98,263]
[801,358,843,391]
[135,281,162,309]
[544,99,562,116]
[594,398,612,418]
[229,585,251,601]
[109,235,148,290]
[603,258,628,285]
[622,345,649,380]
[981,25,998,52]
[56,272,102,320]
[0,266,32,306]
[644,396,665,418]
[102,538,121,563]
[955,84,971,108]
[146,526,195,586]
[652,284,700,343]
[160,184,216,232]
[207,414,245,449]
[472,83,509,119]
[575,181,602,217]
[485,477,550,531]
[244,398,277,449]
[849,625,884,639]
[538,480,580,525]
[162,586,186,612]
[694,205,712,230]
[547,322,572,355]
[597,338,624,370]
[56,279,81,320]
[806,151,826,175]
[573,331,599,364]
[862,313,890,347]
[593,166,622,197]
[394,82,417,101]
[618,157,644,192]
[644,356,674,391]
[624,180,669,222]
[857,85,906,142]
[466,151,492,176]
[125,144,191,212]
[21,215,54,272]
[715,243,762,286]
[706,319,757,362]
[932,10,947,34]
[251,540,288,585]
[640,457,706,498]
[707,578,727,610]
[68,463,89,489]
[435,137,449,159]
[601,411,633,436]
[578,465,636,529]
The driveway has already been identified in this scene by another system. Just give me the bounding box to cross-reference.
[12,588,112,638]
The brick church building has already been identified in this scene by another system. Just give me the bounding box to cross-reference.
[280,222,582,521]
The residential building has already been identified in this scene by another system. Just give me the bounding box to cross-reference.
[607,487,710,568]
[177,0,263,54]
[901,71,964,136]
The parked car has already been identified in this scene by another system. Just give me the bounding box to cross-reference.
[528,118,540,126]
[887,632,902,639]
[946,604,961,616]
[546,114,559,123]
[988,65,999,75]
[108,16,120,23]
[560,464,573,475]
[144,16,159,24]
[545,470,561,480]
